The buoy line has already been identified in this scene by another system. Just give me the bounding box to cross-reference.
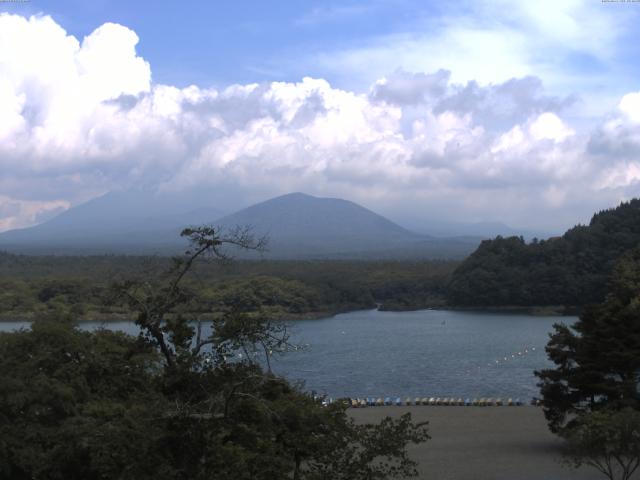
[487,346,538,367]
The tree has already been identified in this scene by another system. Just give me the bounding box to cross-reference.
[536,246,640,433]
[562,408,640,480]
[114,225,269,370]
[448,199,640,308]
[0,316,167,480]
[0,225,430,479]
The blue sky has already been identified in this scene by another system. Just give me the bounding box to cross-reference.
[1,0,640,232]
[1,1,455,89]
[7,0,639,95]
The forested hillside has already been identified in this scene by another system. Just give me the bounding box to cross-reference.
[447,199,640,307]
[0,253,455,320]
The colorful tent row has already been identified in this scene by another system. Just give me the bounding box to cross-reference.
[347,397,524,407]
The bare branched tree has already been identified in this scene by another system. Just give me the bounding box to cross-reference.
[113,225,271,369]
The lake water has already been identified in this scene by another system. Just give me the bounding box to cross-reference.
[0,309,574,401]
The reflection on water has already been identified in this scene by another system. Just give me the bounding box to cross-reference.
[0,309,573,400]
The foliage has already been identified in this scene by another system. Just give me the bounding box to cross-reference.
[562,408,640,480]
[448,199,640,307]
[0,317,165,480]
[535,247,640,433]
[0,250,456,320]
[0,226,430,479]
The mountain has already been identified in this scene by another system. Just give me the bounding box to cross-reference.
[214,193,479,259]
[0,191,481,258]
[447,198,640,307]
[0,190,226,254]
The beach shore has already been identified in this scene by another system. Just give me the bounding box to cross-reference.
[350,406,602,480]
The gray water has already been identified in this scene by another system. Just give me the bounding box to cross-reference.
[0,309,573,401]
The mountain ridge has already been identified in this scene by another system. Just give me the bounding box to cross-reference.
[0,190,481,258]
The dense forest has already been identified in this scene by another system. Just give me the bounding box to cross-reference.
[0,253,456,321]
[0,227,430,479]
[448,199,640,308]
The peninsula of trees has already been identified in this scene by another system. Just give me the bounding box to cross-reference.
[447,199,640,309]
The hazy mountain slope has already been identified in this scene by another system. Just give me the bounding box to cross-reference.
[0,190,226,253]
[0,191,480,258]
[215,193,479,258]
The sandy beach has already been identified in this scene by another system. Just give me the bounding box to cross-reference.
[350,406,603,480]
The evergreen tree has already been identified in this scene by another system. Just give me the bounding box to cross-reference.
[536,247,640,433]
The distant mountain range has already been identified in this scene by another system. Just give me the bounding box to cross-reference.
[0,190,514,259]
[0,190,226,254]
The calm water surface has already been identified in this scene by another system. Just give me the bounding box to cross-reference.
[0,309,574,400]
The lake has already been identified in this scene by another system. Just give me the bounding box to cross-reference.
[0,309,574,401]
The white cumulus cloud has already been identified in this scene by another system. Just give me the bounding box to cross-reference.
[0,13,639,233]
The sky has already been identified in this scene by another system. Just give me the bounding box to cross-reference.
[1,0,640,233]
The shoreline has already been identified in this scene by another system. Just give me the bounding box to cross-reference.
[0,304,580,323]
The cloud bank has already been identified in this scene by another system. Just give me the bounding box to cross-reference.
[1,13,639,232]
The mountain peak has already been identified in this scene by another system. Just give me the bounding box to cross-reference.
[0,190,480,258]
